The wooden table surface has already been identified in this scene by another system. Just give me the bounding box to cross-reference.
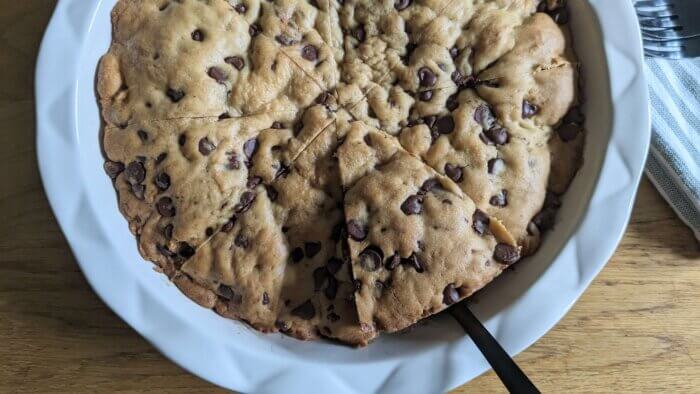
[2,1,699,392]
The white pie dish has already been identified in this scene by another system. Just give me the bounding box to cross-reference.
[35,0,650,392]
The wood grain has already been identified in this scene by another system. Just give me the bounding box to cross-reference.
[1,1,698,392]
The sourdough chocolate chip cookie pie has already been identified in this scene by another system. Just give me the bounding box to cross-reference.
[99,0,584,346]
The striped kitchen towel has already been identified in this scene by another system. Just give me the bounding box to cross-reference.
[644,58,700,241]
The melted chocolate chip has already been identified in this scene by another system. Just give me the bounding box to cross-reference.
[125,161,146,185]
[301,45,318,61]
[305,241,322,258]
[444,163,463,182]
[234,234,249,248]
[207,67,227,84]
[291,300,316,320]
[443,283,460,305]
[198,137,216,155]
[401,194,423,215]
[401,253,424,272]
[157,197,176,217]
[225,56,245,70]
[450,46,460,58]
[166,88,185,103]
[474,104,496,130]
[419,90,433,101]
[243,138,258,159]
[178,242,195,259]
[222,216,236,233]
[104,161,124,179]
[265,185,278,201]
[418,67,437,87]
[326,257,343,274]
[494,243,520,265]
[385,253,401,270]
[446,94,459,111]
[484,126,509,145]
[226,152,241,170]
[420,178,440,193]
[262,292,270,305]
[489,190,508,207]
[522,100,539,118]
[324,276,338,299]
[218,285,234,300]
[488,158,505,175]
[234,191,256,213]
[358,246,383,272]
[352,25,366,42]
[154,172,171,191]
[246,176,262,189]
[131,184,145,200]
[472,209,490,235]
[163,224,173,239]
[313,267,329,291]
[347,220,367,241]
[191,29,204,41]
[394,0,412,10]
[434,115,455,134]
[234,3,247,13]
[249,24,261,37]
[290,247,304,263]
[275,34,294,46]
[137,130,148,142]
[155,153,168,164]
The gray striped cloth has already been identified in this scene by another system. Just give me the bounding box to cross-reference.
[645,58,700,241]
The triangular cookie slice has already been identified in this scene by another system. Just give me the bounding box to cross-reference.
[336,121,519,336]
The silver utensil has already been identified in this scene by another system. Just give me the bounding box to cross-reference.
[635,0,700,41]
[642,35,700,59]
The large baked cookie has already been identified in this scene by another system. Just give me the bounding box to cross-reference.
[100,0,584,345]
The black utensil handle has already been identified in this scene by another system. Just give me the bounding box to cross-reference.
[449,305,540,394]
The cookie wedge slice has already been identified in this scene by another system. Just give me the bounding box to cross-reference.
[336,120,519,336]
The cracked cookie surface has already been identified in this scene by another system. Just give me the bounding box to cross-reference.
[100,0,583,345]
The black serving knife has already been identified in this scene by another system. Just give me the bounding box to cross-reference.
[449,304,540,394]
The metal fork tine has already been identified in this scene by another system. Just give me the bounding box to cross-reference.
[639,17,680,29]
[636,0,671,7]
[645,49,684,59]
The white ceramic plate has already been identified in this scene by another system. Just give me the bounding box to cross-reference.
[36,1,650,392]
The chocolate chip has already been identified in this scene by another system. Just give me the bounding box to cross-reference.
[163,224,173,239]
[275,34,294,46]
[557,123,580,142]
[324,276,338,299]
[222,216,237,233]
[275,165,290,179]
[402,43,417,65]
[198,137,216,156]
[401,194,423,215]
[217,285,234,300]
[550,8,569,24]
[305,241,322,258]
[444,163,463,182]
[522,100,539,118]
[205,227,214,237]
[443,283,460,305]
[156,197,176,217]
[234,191,256,213]
[423,115,437,128]
[347,220,367,241]
[359,246,382,272]
[434,115,455,135]
[446,94,459,111]
[234,3,246,13]
[191,29,204,41]
[449,46,460,58]
[156,244,176,259]
[234,234,249,248]
[313,267,329,291]
[533,208,556,231]
[155,153,168,164]
[131,184,145,200]
[243,138,258,159]
[271,121,284,129]
[249,24,261,37]
[104,161,124,179]
[401,253,424,272]
[351,25,366,42]
[485,126,509,145]
[137,130,148,142]
[290,247,304,263]
[385,253,401,270]
[166,88,185,103]
[275,320,289,331]
[262,292,270,305]
[452,71,475,88]
[419,90,433,101]
[291,300,316,320]
[154,172,171,191]
[266,185,278,201]
[418,67,437,87]
[247,176,262,189]
[226,152,241,170]
[125,161,146,185]
[494,243,520,265]
[225,56,245,70]
[488,158,505,175]
[394,0,411,10]
[353,279,362,292]
[472,209,490,235]
[207,67,227,84]
[563,106,585,125]
[474,104,496,130]
[489,189,508,207]
[326,257,343,274]
[178,242,195,259]
[301,45,318,61]
[420,178,440,193]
